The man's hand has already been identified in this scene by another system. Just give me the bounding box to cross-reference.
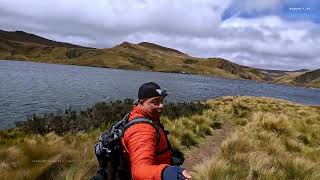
[163,166,192,180]
[182,170,192,179]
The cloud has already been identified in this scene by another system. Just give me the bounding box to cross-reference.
[0,0,319,70]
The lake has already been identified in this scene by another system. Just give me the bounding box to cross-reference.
[1,60,319,129]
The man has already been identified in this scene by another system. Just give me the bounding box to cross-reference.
[121,82,192,180]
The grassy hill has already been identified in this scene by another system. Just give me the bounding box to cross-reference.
[0,96,319,179]
[294,69,320,88]
[1,30,319,88]
[274,69,320,88]
[0,30,273,81]
[274,72,304,85]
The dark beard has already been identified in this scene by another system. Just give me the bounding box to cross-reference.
[151,109,162,117]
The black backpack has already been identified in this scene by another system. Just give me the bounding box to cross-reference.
[92,113,161,180]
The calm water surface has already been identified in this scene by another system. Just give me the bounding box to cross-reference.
[1,60,319,129]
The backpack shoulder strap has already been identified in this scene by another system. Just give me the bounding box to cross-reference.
[124,118,161,146]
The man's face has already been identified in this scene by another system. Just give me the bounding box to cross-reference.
[140,96,164,116]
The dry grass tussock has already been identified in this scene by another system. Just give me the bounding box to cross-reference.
[0,127,103,180]
[194,96,320,180]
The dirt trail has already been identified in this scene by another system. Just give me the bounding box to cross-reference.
[183,120,234,170]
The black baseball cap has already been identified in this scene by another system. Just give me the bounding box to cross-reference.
[134,82,169,104]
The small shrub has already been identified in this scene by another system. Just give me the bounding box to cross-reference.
[128,55,154,69]
[231,102,250,118]
[66,49,83,58]
[297,134,312,145]
[234,118,247,126]
[180,131,198,148]
[210,121,222,129]
[197,124,212,137]
[183,58,198,64]
[163,102,210,119]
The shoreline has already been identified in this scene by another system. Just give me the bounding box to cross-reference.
[1,95,319,132]
[1,59,319,89]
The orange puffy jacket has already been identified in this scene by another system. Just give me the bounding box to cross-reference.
[121,105,172,180]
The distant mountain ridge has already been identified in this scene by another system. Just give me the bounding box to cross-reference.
[0,30,88,48]
[0,30,319,88]
[260,68,310,75]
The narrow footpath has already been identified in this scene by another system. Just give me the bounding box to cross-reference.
[183,120,234,170]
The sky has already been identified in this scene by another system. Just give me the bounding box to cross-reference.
[0,0,319,70]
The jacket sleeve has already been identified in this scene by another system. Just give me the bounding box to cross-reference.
[123,123,169,180]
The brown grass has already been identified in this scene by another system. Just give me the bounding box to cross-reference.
[194,96,320,180]
[1,96,319,179]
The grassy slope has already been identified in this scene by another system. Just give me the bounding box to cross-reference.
[274,72,303,84]
[305,78,320,88]
[1,96,319,179]
[294,69,320,88]
[195,96,320,180]
[275,69,320,88]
